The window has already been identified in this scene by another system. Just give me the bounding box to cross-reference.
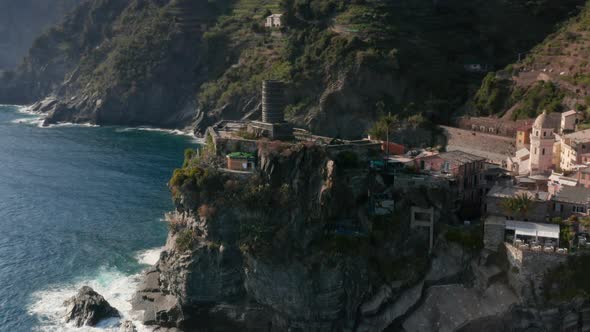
[544,131,547,137]
[542,148,545,155]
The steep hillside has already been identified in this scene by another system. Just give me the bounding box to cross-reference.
[194,0,586,138]
[0,0,80,70]
[472,1,590,120]
[0,0,584,136]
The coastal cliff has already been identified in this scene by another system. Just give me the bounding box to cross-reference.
[130,138,535,331]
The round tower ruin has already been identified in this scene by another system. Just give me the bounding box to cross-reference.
[262,80,286,124]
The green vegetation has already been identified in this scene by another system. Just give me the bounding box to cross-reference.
[176,229,196,252]
[368,113,435,140]
[472,73,514,116]
[334,151,359,169]
[550,217,576,249]
[227,151,256,160]
[472,77,565,119]
[445,225,483,251]
[510,82,565,119]
[543,255,590,301]
[500,193,534,218]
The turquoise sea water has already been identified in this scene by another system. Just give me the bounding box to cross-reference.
[0,105,196,331]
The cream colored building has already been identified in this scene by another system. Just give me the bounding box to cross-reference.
[560,110,582,134]
[558,129,590,171]
[265,14,283,28]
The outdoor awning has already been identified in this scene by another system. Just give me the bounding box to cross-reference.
[506,220,559,239]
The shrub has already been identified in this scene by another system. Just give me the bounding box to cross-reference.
[176,229,195,252]
[510,81,565,120]
[335,150,359,169]
[445,226,483,251]
[543,255,590,301]
[472,73,514,116]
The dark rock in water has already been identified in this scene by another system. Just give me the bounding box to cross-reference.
[119,320,137,332]
[63,286,120,327]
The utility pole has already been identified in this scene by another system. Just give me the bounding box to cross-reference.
[386,111,391,160]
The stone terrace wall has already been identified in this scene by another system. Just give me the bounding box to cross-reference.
[484,220,505,251]
[505,243,567,302]
[326,143,381,162]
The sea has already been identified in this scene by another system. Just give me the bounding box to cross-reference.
[0,105,197,331]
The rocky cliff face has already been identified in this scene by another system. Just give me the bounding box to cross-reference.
[0,0,215,128]
[130,140,535,331]
[133,142,453,330]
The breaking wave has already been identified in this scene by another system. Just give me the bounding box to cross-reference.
[27,247,164,332]
[117,126,196,138]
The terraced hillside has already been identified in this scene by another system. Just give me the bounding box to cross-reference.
[471,1,590,121]
[0,0,586,138]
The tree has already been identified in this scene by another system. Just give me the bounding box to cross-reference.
[500,193,534,219]
[368,113,398,140]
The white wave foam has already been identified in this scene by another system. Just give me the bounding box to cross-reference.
[117,126,195,138]
[11,117,44,126]
[16,104,38,115]
[28,247,167,331]
[135,247,164,266]
[41,122,100,129]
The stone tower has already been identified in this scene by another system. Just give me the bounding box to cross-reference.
[529,111,557,175]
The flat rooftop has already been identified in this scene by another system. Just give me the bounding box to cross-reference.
[563,129,590,143]
[487,184,549,201]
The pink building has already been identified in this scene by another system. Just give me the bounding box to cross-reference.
[415,151,486,215]
[576,167,590,189]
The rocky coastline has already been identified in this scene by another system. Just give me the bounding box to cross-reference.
[123,137,508,331]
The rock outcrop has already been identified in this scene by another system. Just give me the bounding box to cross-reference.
[63,286,120,327]
[119,320,137,332]
[131,140,496,330]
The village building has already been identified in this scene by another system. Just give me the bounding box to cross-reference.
[506,110,590,176]
[507,147,530,175]
[547,172,577,195]
[484,184,550,222]
[560,110,582,134]
[576,167,590,188]
[380,141,406,155]
[550,185,590,219]
[558,129,590,171]
[454,116,533,138]
[414,150,486,215]
[226,152,256,171]
[264,14,282,28]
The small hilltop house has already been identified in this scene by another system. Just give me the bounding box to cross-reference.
[265,14,283,28]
